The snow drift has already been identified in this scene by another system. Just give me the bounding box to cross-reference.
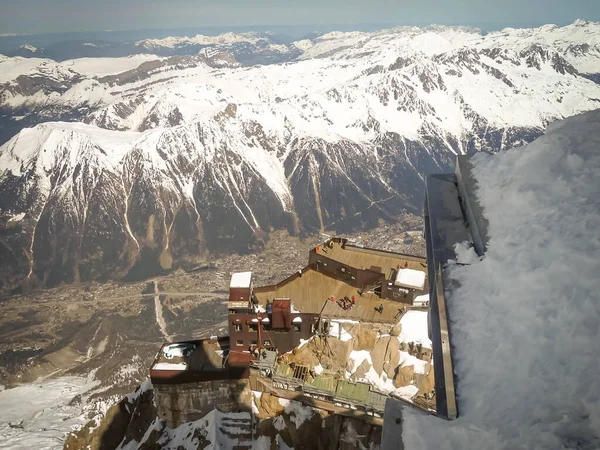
[402,109,600,449]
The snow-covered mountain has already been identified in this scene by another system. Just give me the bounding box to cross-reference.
[1,20,600,292]
[4,31,300,64]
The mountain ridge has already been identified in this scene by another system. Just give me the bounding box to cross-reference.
[1,20,600,292]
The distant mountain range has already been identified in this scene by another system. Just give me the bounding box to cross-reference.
[1,20,599,293]
[4,32,302,64]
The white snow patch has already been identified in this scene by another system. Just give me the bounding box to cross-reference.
[229,271,252,288]
[8,212,25,222]
[393,384,420,401]
[398,310,432,349]
[152,362,187,371]
[284,400,314,429]
[296,336,313,350]
[293,39,314,52]
[394,268,426,289]
[119,418,163,450]
[126,379,153,403]
[340,421,368,450]
[339,327,353,342]
[62,54,163,76]
[251,391,262,414]
[328,320,356,341]
[399,351,429,375]
[452,241,481,264]
[277,397,291,408]
[413,293,430,306]
[273,415,286,431]
[348,350,373,374]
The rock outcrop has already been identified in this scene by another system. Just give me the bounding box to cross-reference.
[393,365,415,388]
[64,381,383,450]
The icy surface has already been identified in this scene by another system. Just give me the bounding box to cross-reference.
[0,376,99,450]
[403,109,600,449]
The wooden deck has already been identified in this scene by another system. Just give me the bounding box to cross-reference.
[316,241,427,276]
[254,269,406,323]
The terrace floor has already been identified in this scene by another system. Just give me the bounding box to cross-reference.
[253,268,407,323]
[315,241,427,276]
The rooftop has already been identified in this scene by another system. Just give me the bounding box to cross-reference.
[253,267,410,323]
[314,240,426,276]
[230,271,252,288]
[395,268,426,290]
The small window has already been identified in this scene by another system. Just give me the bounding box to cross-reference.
[293,324,301,332]
[236,340,244,346]
[248,324,258,332]
[230,310,237,314]
[310,323,316,334]
[234,324,242,332]
[250,340,258,346]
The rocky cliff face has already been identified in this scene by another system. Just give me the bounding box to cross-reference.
[1,21,600,293]
[64,382,383,450]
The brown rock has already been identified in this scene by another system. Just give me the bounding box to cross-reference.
[389,324,402,337]
[289,343,320,369]
[370,337,390,376]
[371,336,401,378]
[385,338,400,378]
[320,336,353,371]
[353,358,373,379]
[258,393,286,418]
[414,363,435,393]
[393,365,414,388]
[65,386,159,450]
[353,324,378,351]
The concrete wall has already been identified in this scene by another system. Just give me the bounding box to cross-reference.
[154,379,252,428]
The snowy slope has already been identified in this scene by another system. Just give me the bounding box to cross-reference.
[132,31,299,65]
[1,21,600,290]
[0,376,99,450]
[402,110,600,449]
[61,54,165,76]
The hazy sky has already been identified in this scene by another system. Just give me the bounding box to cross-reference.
[1,0,599,35]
